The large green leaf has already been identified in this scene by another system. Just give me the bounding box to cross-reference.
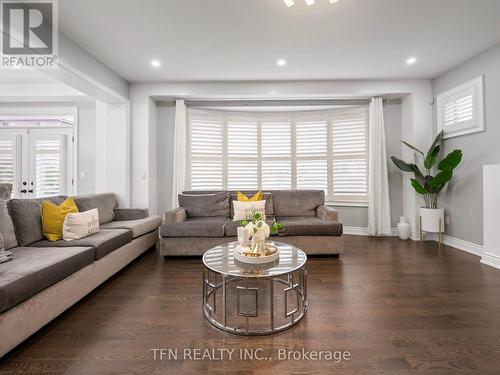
[427,131,443,157]
[391,157,413,172]
[430,169,453,188]
[411,178,427,195]
[438,149,463,171]
[409,163,425,184]
[401,141,424,157]
[424,144,441,169]
[424,174,439,193]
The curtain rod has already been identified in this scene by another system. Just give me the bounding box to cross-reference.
[176,98,401,107]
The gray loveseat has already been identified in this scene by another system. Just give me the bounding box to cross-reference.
[160,190,343,257]
[0,192,161,357]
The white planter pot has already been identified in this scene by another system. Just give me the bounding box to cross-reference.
[397,216,411,240]
[419,208,444,233]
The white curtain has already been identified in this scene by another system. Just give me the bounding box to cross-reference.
[171,99,187,208]
[368,97,392,236]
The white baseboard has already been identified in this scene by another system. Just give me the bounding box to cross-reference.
[343,226,397,236]
[345,226,487,259]
[480,252,500,270]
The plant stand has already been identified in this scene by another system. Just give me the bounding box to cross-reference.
[419,216,443,247]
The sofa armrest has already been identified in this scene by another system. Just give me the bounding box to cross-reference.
[114,208,149,221]
[316,205,338,222]
[163,207,187,224]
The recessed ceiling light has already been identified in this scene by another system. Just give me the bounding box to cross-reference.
[151,59,161,68]
[305,0,315,5]
[406,57,417,65]
[283,0,295,6]
[277,59,287,67]
[329,0,339,3]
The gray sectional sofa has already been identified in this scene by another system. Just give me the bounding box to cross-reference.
[0,192,161,357]
[160,190,343,256]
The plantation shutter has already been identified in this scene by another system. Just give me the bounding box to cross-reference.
[227,119,258,189]
[32,135,65,197]
[187,108,369,204]
[0,135,18,192]
[331,109,368,202]
[443,87,474,128]
[188,114,224,189]
[295,120,328,192]
[261,121,292,189]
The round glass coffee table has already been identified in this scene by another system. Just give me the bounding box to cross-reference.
[202,241,307,335]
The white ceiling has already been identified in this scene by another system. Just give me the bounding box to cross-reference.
[59,0,500,82]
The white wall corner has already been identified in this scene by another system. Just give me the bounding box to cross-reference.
[400,82,433,238]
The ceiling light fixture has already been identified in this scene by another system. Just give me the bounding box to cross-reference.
[406,57,417,65]
[284,0,338,6]
[277,59,287,67]
[151,59,161,68]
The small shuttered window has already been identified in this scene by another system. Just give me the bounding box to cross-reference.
[188,108,368,204]
[436,76,484,138]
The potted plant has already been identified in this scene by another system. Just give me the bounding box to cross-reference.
[391,131,462,234]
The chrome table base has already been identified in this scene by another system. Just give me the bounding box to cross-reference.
[202,266,308,336]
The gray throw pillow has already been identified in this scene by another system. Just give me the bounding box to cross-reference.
[178,192,229,218]
[0,199,18,249]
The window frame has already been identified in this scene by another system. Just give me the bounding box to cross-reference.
[187,107,369,205]
[436,76,484,139]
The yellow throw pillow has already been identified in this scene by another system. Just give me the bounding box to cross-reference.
[237,191,263,202]
[41,197,79,241]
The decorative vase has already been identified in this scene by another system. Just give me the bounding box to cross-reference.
[251,235,266,255]
[419,208,445,233]
[397,216,411,240]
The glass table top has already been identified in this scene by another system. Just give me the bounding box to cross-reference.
[202,241,307,278]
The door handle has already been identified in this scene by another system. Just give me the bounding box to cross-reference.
[28,189,34,193]
[20,189,27,193]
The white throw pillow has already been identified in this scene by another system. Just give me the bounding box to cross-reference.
[232,200,266,221]
[63,208,99,241]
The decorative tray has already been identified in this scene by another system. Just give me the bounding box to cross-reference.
[234,243,279,264]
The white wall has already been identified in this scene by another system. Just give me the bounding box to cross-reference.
[76,104,96,194]
[431,41,500,245]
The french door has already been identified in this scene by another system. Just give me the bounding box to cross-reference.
[0,128,74,198]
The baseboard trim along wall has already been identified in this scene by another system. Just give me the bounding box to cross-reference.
[344,227,499,271]
[343,226,398,236]
[480,252,500,270]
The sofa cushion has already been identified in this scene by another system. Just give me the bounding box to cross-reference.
[31,229,132,260]
[230,191,274,217]
[224,218,276,237]
[0,246,94,313]
[277,217,343,236]
[73,193,118,224]
[0,183,12,199]
[178,192,229,218]
[273,190,325,217]
[160,217,228,238]
[101,216,162,238]
[0,200,17,250]
[7,195,68,246]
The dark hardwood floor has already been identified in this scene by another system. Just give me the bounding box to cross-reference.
[2,235,500,374]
